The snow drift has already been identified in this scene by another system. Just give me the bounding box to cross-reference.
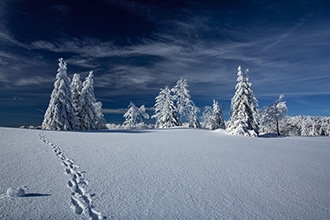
[0,127,330,219]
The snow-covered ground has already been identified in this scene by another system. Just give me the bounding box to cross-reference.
[0,127,330,219]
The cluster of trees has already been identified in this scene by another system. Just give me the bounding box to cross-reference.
[259,114,330,136]
[121,78,203,129]
[275,115,330,136]
[226,66,330,136]
[42,58,105,130]
[152,78,201,128]
[290,116,330,136]
[42,59,329,136]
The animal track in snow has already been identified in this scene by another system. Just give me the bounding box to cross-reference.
[39,133,106,220]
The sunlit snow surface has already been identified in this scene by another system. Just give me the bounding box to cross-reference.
[1,127,330,219]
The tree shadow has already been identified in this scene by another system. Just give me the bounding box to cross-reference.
[22,193,51,197]
[258,133,287,138]
[84,129,153,134]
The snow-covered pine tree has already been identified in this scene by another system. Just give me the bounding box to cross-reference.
[71,73,82,129]
[201,100,225,130]
[42,58,78,130]
[202,106,213,129]
[226,66,259,136]
[79,71,105,130]
[123,102,149,129]
[94,101,106,130]
[212,99,225,129]
[172,78,195,126]
[152,86,178,128]
[188,104,200,128]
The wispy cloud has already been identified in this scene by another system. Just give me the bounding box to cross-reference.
[1,1,330,109]
[102,108,127,114]
[14,76,53,86]
[24,15,330,101]
[102,106,154,114]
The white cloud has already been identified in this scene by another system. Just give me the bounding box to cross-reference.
[102,106,154,114]
[102,108,127,114]
[15,76,53,86]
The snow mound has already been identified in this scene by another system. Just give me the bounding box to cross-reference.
[6,187,25,197]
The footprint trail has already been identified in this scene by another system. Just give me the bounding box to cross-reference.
[39,133,106,220]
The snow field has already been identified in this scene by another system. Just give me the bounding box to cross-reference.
[1,127,330,219]
[0,128,75,219]
[39,133,104,219]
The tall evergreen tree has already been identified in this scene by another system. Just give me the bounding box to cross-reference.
[212,99,225,129]
[202,100,225,130]
[152,86,178,128]
[226,66,259,136]
[71,73,82,128]
[188,104,200,128]
[79,71,105,130]
[172,78,194,126]
[42,58,78,130]
[94,101,106,130]
[202,106,214,129]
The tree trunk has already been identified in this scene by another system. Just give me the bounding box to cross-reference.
[276,119,280,136]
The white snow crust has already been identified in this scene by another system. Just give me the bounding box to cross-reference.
[1,127,330,219]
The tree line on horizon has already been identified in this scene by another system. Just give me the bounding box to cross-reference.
[41,58,330,136]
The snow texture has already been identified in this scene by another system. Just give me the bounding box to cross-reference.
[1,127,330,219]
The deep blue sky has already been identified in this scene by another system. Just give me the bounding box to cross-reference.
[1,0,330,127]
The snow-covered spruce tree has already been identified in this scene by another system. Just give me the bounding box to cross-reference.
[172,78,195,126]
[94,101,106,130]
[202,100,225,130]
[71,73,82,128]
[259,94,288,135]
[226,66,259,136]
[320,117,330,136]
[188,104,200,128]
[212,99,225,129]
[202,106,213,129]
[123,101,149,129]
[42,58,78,130]
[152,86,179,128]
[79,71,105,130]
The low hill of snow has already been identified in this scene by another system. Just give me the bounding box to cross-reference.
[0,127,330,219]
